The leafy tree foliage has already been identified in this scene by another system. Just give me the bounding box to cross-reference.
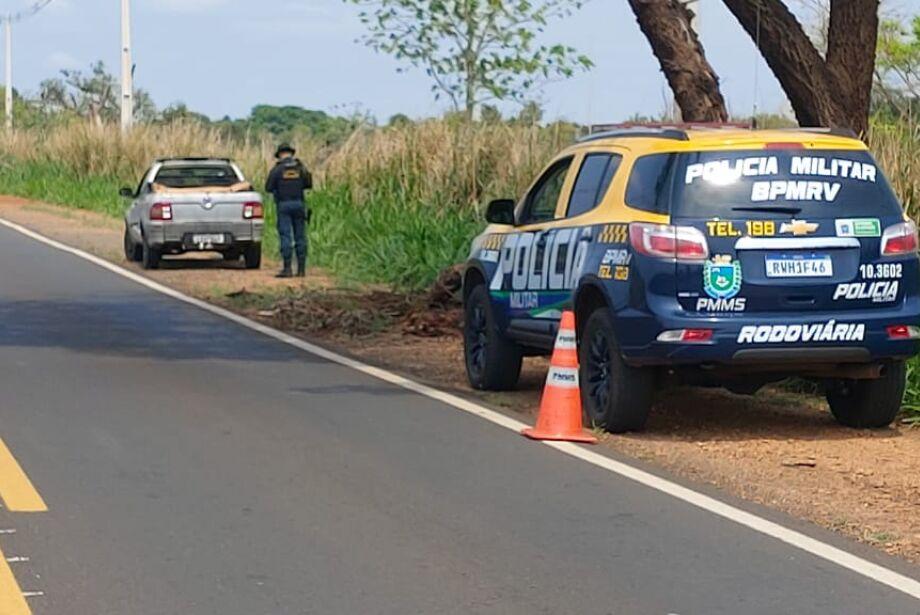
[875,15,920,117]
[347,0,593,117]
[38,61,155,124]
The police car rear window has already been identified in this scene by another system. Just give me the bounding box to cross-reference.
[567,153,622,218]
[625,154,674,215]
[628,150,902,218]
[154,165,239,188]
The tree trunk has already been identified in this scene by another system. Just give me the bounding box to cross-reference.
[721,0,879,136]
[627,0,728,122]
[825,0,879,133]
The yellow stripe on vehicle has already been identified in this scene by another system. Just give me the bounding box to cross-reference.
[0,439,46,513]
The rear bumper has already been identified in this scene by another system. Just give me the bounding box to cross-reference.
[145,220,263,249]
[616,298,920,368]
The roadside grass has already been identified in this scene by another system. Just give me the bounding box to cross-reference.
[0,120,571,290]
[902,357,920,425]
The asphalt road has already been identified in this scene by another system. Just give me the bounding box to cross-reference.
[0,223,918,615]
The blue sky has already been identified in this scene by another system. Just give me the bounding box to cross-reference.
[9,0,920,123]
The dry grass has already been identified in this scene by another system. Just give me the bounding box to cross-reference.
[0,117,916,288]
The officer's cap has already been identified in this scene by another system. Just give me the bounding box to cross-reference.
[275,143,296,157]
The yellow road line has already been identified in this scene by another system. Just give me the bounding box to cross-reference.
[0,541,30,615]
[0,439,46,513]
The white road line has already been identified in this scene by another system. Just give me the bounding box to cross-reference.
[2,216,919,601]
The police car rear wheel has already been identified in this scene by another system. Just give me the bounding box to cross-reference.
[580,309,653,433]
[464,284,522,391]
[825,361,906,429]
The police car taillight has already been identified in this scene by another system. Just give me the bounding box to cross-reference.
[150,202,172,221]
[657,328,714,343]
[629,223,709,262]
[881,220,918,256]
[886,325,920,340]
[243,202,263,219]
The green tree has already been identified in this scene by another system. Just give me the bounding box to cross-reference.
[159,102,212,125]
[388,112,413,127]
[480,104,502,123]
[514,100,543,125]
[875,16,920,117]
[347,0,593,119]
[38,61,156,125]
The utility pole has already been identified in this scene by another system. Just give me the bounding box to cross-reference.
[0,2,56,131]
[120,0,133,133]
[5,17,11,131]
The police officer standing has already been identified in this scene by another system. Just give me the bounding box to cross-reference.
[265,143,313,278]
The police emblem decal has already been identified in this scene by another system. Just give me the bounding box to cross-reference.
[703,255,742,300]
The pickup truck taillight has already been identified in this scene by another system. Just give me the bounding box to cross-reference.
[629,223,709,262]
[243,202,263,220]
[150,202,173,221]
[881,220,918,256]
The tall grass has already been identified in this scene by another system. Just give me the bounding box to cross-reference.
[0,120,571,289]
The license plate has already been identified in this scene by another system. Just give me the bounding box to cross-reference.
[765,254,833,278]
[191,233,225,246]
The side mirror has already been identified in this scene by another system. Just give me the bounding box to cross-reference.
[485,199,515,225]
[119,187,134,198]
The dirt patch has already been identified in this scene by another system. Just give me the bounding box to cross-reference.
[2,197,919,562]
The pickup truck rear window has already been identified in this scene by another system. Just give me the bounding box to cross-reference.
[154,165,240,188]
[626,150,903,218]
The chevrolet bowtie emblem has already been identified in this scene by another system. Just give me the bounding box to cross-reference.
[780,219,819,236]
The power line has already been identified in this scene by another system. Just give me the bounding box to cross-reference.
[2,0,56,129]
[2,0,55,24]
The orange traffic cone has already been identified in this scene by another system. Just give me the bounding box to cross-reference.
[522,311,597,444]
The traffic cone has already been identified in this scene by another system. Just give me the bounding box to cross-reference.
[522,311,598,444]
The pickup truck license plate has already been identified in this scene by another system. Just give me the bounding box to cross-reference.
[191,233,225,246]
[765,254,833,278]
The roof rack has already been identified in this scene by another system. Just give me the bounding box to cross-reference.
[579,121,754,143]
[773,126,859,139]
[591,121,751,133]
[578,127,689,143]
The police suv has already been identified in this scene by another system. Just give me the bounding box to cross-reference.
[462,127,920,433]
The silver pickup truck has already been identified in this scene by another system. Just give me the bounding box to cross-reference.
[121,158,264,270]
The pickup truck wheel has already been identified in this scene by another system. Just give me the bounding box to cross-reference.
[579,308,653,433]
[141,238,161,270]
[463,284,522,390]
[123,226,142,262]
[243,245,262,269]
[826,361,905,428]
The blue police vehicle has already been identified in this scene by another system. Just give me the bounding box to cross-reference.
[462,127,920,432]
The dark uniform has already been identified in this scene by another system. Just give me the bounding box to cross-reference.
[265,144,313,277]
